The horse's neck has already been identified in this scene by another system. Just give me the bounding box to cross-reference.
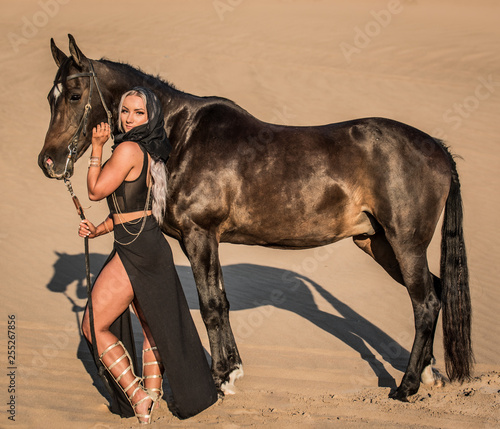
[98,60,189,134]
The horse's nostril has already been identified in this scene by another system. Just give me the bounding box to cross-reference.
[45,157,53,167]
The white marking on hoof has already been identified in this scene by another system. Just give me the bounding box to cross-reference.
[221,383,236,395]
[421,364,434,385]
[220,365,244,395]
[421,363,445,387]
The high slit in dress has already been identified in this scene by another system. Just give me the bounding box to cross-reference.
[85,145,218,419]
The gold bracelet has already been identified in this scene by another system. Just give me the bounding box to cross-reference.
[103,221,110,234]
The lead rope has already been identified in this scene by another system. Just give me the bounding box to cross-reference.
[60,62,116,398]
[63,177,114,396]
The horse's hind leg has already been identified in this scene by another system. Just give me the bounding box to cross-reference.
[387,246,441,401]
[353,231,442,400]
[420,274,445,388]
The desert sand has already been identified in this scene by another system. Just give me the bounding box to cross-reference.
[1,0,499,428]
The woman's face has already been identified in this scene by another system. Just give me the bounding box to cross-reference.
[120,95,148,132]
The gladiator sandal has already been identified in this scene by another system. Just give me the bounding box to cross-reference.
[142,346,164,409]
[99,341,155,424]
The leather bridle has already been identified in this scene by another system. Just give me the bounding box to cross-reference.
[52,60,113,179]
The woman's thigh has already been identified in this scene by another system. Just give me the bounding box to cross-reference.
[84,253,134,332]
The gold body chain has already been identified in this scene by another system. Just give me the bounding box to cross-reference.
[111,182,152,246]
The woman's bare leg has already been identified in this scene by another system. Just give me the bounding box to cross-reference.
[82,254,134,353]
[82,254,153,422]
[131,302,164,407]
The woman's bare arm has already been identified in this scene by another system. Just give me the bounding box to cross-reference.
[86,123,143,201]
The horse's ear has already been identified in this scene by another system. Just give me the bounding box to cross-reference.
[51,38,68,68]
[68,34,88,68]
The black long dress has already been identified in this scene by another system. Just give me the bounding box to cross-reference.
[87,215,218,419]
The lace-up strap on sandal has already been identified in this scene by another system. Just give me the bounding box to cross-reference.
[99,341,122,360]
[142,346,163,408]
[99,341,155,424]
[132,394,154,424]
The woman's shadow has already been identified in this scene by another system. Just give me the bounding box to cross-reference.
[46,251,410,400]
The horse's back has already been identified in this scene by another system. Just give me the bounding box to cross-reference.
[187,106,449,174]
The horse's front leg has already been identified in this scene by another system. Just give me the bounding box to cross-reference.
[182,228,243,394]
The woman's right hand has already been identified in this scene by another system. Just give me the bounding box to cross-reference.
[79,219,97,238]
[92,122,111,148]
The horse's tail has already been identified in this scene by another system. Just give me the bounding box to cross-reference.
[440,144,473,382]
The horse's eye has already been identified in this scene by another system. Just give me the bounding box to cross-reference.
[70,94,81,101]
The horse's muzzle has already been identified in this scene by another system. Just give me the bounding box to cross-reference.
[38,153,70,179]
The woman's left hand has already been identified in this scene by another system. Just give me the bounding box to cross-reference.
[79,219,97,238]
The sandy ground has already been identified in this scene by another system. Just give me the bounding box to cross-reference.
[1,0,499,428]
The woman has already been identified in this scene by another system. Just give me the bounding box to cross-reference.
[78,87,218,424]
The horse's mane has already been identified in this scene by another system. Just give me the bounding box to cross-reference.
[98,57,180,93]
[96,57,246,113]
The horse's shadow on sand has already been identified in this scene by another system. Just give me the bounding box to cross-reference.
[46,251,410,399]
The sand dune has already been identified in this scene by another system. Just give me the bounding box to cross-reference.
[1,1,499,427]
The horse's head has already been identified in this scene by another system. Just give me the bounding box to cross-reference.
[38,35,112,179]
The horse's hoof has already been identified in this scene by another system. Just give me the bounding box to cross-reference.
[389,389,409,402]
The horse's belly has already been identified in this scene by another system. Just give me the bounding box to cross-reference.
[220,207,375,248]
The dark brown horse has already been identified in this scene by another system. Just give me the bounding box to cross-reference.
[39,35,472,401]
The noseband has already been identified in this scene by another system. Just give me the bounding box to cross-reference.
[53,61,113,179]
